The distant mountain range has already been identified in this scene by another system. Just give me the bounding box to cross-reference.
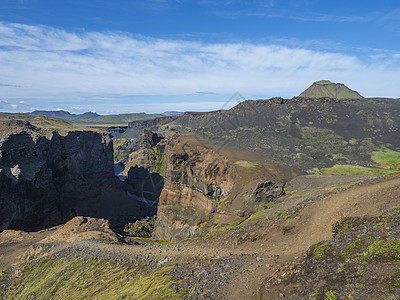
[22,80,364,126]
[160,111,183,116]
[299,80,363,99]
[26,110,182,125]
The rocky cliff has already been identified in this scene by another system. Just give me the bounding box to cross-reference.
[0,114,142,232]
[117,96,400,241]
[151,134,285,241]
[123,130,166,202]
[152,135,234,241]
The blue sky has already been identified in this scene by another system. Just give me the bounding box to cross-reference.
[1,0,400,114]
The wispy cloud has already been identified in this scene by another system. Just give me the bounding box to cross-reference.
[0,21,399,113]
[0,99,33,111]
[0,83,24,87]
[209,8,373,23]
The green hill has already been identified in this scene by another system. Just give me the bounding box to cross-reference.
[298,80,363,99]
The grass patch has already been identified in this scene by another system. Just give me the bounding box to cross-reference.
[152,146,165,177]
[332,217,354,239]
[29,116,103,137]
[0,264,12,288]
[5,257,184,300]
[113,138,134,163]
[307,241,327,260]
[234,160,263,169]
[372,150,400,170]
[124,215,157,238]
[79,123,129,128]
[240,203,275,225]
[325,290,337,300]
[365,237,400,259]
[319,164,395,176]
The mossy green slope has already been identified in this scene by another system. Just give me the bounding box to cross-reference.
[299,80,363,99]
[4,256,184,300]
[318,164,396,176]
[0,113,103,137]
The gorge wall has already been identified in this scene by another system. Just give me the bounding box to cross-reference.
[0,115,141,232]
[152,135,234,241]
[139,134,285,242]
[121,97,400,241]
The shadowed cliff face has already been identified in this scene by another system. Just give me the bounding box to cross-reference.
[0,129,116,231]
[0,114,153,232]
[123,130,166,203]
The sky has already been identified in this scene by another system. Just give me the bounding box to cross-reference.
[0,0,400,114]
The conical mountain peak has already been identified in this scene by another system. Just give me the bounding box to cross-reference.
[299,80,363,99]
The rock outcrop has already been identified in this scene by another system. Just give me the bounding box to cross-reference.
[0,114,143,232]
[147,132,286,241]
[152,135,234,241]
[123,130,166,202]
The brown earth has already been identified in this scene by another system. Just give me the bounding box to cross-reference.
[2,174,400,299]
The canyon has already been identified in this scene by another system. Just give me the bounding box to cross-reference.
[1,83,400,299]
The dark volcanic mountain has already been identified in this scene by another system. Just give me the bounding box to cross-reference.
[299,80,363,99]
[121,96,400,173]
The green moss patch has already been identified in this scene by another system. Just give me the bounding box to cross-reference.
[372,150,400,170]
[266,207,400,299]
[307,241,328,260]
[124,215,156,238]
[365,237,400,259]
[152,146,165,176]
[113,138,133,163]
[319,164,395,176]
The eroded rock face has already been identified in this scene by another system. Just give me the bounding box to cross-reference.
[0,130,115,231]
[124,130,166,202]
[253,181,284,203]
[152,135,234,241]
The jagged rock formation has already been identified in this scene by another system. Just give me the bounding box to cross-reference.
[298,80,363,99]
[151,135,285,241]
[120,116,179,140]
[0,114,143,232]
[152,135,234,241]
[123,130,166,202]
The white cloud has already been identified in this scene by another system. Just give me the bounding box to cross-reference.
[0,99,33,111]
[0,21,399,114]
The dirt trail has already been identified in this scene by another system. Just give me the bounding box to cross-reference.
[218,175,400,299]
[2,176,400,299]
[263,176,400,256]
